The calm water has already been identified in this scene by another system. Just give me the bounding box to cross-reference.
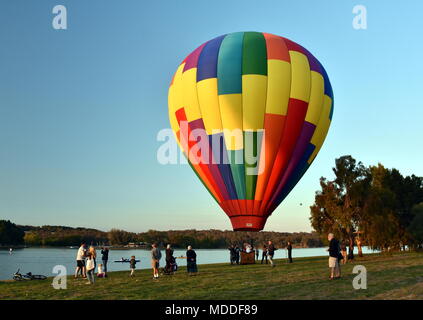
[0,246,378,280]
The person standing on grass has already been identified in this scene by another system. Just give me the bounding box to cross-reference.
[85,252,95,284]
[287,241,293,263]
[327,233,341,280]
[234,245,240,265]
[101,247,109,275]
[267,240,276,267]
[261,243,268,264]
[165,244,175,274]
[340,242,347,265]
[228,244,236,265]
[255,248,259,261]
[186,245,198,275]
[89,242,97,268]
[75,242,87,278]
[151,243,162,279]
[130,255,136,277]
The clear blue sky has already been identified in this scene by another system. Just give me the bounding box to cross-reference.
[0,0,422,232]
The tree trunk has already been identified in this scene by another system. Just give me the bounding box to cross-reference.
[348,237,355,260]
[356,237,363,257]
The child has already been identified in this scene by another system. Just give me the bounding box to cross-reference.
[97,263,105,278]
[130,256,136,277]
[85,253,95,284]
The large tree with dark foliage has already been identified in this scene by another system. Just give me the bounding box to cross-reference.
[0,220,25,245]
[408,203,423,248]
[311,156,423,253]
[310,156,370,259]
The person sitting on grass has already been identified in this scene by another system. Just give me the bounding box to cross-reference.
[130,256,136,277]
[97,263,106,278]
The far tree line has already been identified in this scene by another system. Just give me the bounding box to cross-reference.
[0,221,323,249]
[310,155,423,258]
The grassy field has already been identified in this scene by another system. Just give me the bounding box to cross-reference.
[1,252,422,300]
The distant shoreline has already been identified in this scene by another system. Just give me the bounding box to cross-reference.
[1,244,322,250]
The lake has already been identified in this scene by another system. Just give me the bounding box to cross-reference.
[0,246,378,280]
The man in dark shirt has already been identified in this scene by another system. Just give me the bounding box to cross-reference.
[228,245,236,265]
[234,245,240,265]
[327,233,341,279]
[287,241,293,263]
[261,244,268,264]
[186,246,198,275]
[101,247,109,275]
[165,244,175,274]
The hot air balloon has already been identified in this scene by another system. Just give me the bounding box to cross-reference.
[168,32,334,231]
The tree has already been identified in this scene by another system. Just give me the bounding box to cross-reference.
[362,165,423,251]
[0,220,25,245]
[310,156,371,259]
[311,157,423,253]
[24,232,41,245]
[108,229,136,245]
[360,168,401,251]
[408,203,423,248]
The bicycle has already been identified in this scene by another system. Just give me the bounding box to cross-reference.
[13,269,47,281]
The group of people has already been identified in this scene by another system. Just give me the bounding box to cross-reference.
[75,242,109,284]
[74,242,198,284]
[327,233,350,280]
[228,244,241,265]
[74,234,348,283]
[230,234,351,281]
[259,240,277,266]
[149,243,197,278]
[228,240,280,267]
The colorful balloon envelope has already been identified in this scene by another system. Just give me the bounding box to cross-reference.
[168,32,334,231]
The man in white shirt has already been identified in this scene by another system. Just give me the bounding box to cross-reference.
[75,242,87,278]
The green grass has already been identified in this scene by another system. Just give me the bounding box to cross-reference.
[1,252,423,300]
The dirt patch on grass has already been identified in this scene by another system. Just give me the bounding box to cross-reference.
[372,281,423,300]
